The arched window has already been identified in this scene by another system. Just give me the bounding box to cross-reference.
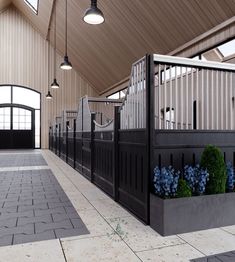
[0,85,41,148]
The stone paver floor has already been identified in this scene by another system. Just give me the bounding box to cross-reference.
[0,150,235,261]
[192,251,235,261]
[0,153,47,167]
[0,153,88,246]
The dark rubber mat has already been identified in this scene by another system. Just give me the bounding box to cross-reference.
[0,169,89,246]
[0,154,47,167]
[191,250,235,262]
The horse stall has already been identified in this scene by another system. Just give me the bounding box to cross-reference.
[49,54,235,229]
[75,96,122,183]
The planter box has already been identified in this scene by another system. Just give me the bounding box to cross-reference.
[150,192,235,236]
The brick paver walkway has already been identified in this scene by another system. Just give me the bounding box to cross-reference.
[192,251,235,261]
[0,153,47,167]
[0,154,89,246]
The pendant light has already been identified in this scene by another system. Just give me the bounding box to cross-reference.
[51,0,60,88]
[83,0,105,25]
[46,41,53,100]
[60,0,72,70]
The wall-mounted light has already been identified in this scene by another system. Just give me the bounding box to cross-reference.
[83,0,105,25]
[51,0,60,88]
[60,0,72,70]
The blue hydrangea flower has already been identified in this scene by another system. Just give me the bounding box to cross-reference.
[153,166,180,198]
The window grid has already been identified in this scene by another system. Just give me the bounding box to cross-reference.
[13,108,32,130]
[0,85,41,148]
[0,108,10,130]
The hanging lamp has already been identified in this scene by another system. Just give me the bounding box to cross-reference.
[51,0,60,88]
[60,0,72,70]
[83,0,105,25]
[46,41,53,99]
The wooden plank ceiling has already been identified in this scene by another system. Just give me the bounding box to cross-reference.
[0,0,11,11]
[4,0,235,93]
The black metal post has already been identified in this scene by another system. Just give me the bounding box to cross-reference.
[113,106,120,201]
[73,119,76,169]
[146,54,154,225]
[66,121,69,163]
[90,113,96,183]
[55,124,58,155]
[58,123,61,157]
[49,127,51,150]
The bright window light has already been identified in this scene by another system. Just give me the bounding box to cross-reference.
[218,39,235,57]
[24,0,39,14]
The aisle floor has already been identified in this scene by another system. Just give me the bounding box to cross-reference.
[0,150,234,262]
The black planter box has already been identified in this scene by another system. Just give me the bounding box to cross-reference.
[150,192,235,236]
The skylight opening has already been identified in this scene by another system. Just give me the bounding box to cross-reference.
[24,0,39,14]
[217,39,235,57]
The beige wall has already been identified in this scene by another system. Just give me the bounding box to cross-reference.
[0,6,98,148]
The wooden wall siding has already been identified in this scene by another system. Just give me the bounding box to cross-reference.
[12,0,53,38]
[0,7,98,148]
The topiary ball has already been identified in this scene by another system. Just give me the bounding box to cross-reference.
[200,145,226,194]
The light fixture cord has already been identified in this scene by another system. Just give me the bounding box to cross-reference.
[54,0,57,78]
[48,37,50,92]
[91,0,97,7]
[65,0,68,56]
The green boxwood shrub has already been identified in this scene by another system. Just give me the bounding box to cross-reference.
[200,145,226,194]
[177,179,192,198]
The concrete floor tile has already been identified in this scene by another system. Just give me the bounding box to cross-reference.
[108,216,185,252]
[62,234,141,262]
[70,198,95,211]
[221,225,235,235]
[136,243,204,262]
[179,228,235,256]
[80,187,110,201]
[67,209,114,239]
[0,239,65,262]
[90,198,131,219]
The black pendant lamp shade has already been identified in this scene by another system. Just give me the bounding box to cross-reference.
[46,90,53,99]
[51,0,60,88]
[51,78,59,89]
[83,0,105,25]
[60,0,72,70]
[60,55,72,70]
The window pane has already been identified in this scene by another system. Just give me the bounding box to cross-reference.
[26,123,31,129]
[20,116,25,122]
[35,110,40,148]
[0,107,11,130]
[24,0,38,14]
[0,86,11,104]
[218,39,235,57]
[19,123,25,129]
[13,123,18,129]
[13,108,31,130]
[108,93,120,99]
[120,89,127,98]
[13,87,40,109]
